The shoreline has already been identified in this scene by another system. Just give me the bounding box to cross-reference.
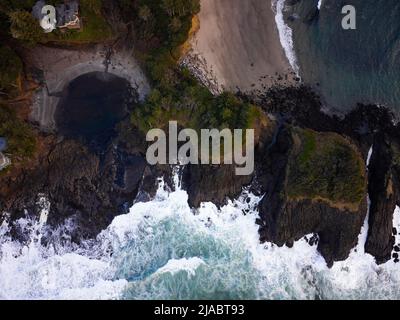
[273,0,300,76]
[187,0,296,93]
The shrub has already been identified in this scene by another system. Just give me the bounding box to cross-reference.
[9,10,43,45]
[0,45,22,96]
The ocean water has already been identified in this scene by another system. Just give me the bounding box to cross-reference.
[274,0,400,114]
[1,172,400,300]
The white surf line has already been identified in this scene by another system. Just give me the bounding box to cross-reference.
[317,0,323,10]
[358,145,374,252]
[272,0,301,77]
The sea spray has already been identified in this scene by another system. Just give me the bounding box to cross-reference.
[1,175,400,299]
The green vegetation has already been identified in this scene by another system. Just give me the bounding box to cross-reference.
[0,0,36,12]
[44,0,113,43]
[0,0,113,45]
[0,45,22,97]
[120,0,261,134]
[0,104,36,158]
[9,10,43,45]
[116,0,200,87]
[132,69,261,135]
[287,128,366,209]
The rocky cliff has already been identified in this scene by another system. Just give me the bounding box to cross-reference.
[1,86,400,267]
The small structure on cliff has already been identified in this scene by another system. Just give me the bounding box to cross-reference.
[32,0,81,31]
[0,137,10,171]
[0,137,6,152]
[57,0,81,30]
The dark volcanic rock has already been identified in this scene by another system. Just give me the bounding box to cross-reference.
[253,86,400,265]
[0,124,169,241]
[182,164,252,208]
[256,124,368,267]
[365,133,397,263]
[2,85,400,268]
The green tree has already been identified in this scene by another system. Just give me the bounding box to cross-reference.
[85,0,102,15]
[169,16,182,33]
[0,0,36,14]
[138,4,152,22]
[0,45,22,96]
[9,10,43,45]
[161,0,200,17]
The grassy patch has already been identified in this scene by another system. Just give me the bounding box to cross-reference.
[287,128,366,210]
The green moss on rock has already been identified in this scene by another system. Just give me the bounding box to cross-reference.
[287,128,366,210]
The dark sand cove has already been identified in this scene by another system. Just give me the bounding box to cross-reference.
[25,45,150,132]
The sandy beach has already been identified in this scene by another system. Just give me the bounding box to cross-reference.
[188,0,294,92]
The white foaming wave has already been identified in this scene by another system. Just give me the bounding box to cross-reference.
[0,215,127,300]
[272,0,300,76]
[318,0,323,10]
[367,145,374,167]
[155,257,206,278]
[1,176,400,299]
[320,207,400,299]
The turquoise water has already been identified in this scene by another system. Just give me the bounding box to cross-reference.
[285,0,400,114]
[1,176,400,300]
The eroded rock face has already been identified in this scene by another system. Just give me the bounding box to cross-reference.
[252,86,400,265]
[182,164,253,208]
[0,123,168,241]
[366,133,398,263]
[256,125,368,266]
[2,85,400,267]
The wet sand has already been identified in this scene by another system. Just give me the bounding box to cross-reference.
[189,0,293,92]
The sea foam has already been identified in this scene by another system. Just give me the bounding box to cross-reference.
[272,0,300,76]
[1,171,400,299]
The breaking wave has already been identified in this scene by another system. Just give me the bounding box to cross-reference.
[1,173,400,300]
[272,0,300,76]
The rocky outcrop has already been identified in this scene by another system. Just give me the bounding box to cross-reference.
[182,164,252,208]
[2,84,400,267]
[256,125,368,266]
[0,123,167,241]
[365,133,399,263]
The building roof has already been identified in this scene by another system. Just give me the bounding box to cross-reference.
[32,0,46,20]
[32,0,81,29]
[56,0,80,28]
[0,152,10,171]
[0,137,7,152]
